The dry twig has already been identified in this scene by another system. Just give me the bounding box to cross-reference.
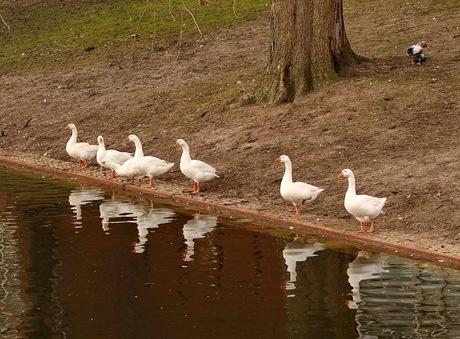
[180,0,202,36]
[169,0,177,20]
[1,13,10,30]
[149,0,157,57]
[132,0,150,53]
[233,0,242,18]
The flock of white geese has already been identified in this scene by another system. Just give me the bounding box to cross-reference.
[65,123,387,233]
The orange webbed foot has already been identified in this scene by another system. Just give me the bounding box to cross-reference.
[356,223,366,233]
[290,205,301,217]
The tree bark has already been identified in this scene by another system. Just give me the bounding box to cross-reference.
[252,0,358,105]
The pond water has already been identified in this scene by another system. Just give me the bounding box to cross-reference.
[0,166,460,338]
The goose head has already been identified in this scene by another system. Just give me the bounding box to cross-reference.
[338,169,353,178]
[125,134,138,142]
[174,139,187,147]
[65,123,76,130]
[97,136,104,144]
[275,155,290,163]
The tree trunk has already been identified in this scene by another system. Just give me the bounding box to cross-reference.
[253,0,358,105]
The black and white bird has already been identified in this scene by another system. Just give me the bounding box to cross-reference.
[407,41,428,65]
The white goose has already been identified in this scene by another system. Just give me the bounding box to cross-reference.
[275,155,324,216]
[96,135,133,179]
[102,159,144,183]
[125,134,175,188]
[174,139,219,193]
[338,169,387,233]
[65,123,98,168]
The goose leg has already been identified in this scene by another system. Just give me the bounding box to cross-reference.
[128,177,141,184]
[192,182,201,194]
[145,177,154,188]
[76,159,83,168]
[356,222,366,233]
[368,219,376,233]
[290,204,301,217]
[81,159,89,168]
[107,170,116,179]
[188,182,198,192]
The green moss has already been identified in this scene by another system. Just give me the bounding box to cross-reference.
[0,0,268,72]
[432,0,460,10]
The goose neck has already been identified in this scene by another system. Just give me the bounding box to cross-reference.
[69,128,77,141]
[66,128,78,150]
[346,175,357,196]
[133,139,144,158]
[281,161,293,185]
[180,144,192,162]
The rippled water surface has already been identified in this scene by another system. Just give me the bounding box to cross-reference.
[1,166,459,338]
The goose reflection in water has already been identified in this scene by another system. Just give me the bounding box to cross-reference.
[69,186,104,225]
[132,207,176,253]
[99,195,176,253]
[182,212,218,262]
[99,195,147,232]
[345,250,388,309]
[282,235,324,290]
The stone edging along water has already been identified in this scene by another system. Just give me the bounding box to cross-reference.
[1,155,459,268]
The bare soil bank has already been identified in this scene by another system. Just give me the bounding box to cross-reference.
[1,0,459,261]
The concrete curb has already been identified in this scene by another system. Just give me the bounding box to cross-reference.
[1,155,459,268]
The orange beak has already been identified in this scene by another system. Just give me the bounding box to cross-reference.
[174,142,179,147]
[275,157,281,162]
[65,125,70,129]
[338,172,344,178]
[124,136,130,141]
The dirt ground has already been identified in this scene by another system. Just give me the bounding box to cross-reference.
[1,0,459,259]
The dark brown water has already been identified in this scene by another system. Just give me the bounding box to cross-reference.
[1,166,459,338]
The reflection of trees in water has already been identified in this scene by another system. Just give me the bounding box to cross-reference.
[350,255,460,338]
[0,168,71,338]
[0,192,24,336]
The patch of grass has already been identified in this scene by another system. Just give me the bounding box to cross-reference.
[0,0,268,72]
[432,0,460,10]
[166,66,260,121]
